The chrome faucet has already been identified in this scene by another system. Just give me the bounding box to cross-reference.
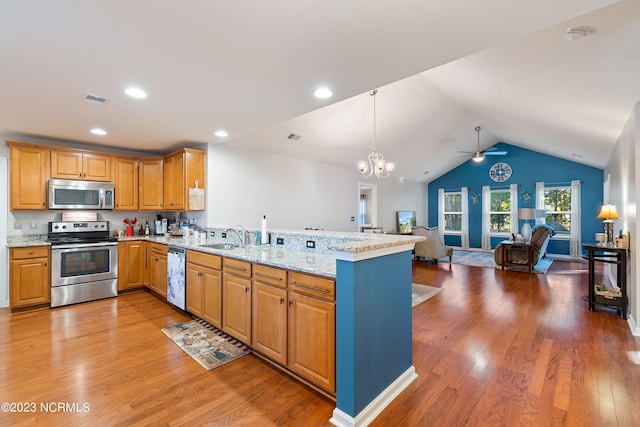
[225,226,246,247]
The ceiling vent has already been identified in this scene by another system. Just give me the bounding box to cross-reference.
[564,26,596,41]
[287,133,301,141]
[83,93,109,106]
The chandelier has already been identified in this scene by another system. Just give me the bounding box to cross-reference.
[357,89,395,178]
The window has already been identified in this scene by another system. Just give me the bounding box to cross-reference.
[443,192,462,232]
[489,190,511,233]
[544,186,571,235]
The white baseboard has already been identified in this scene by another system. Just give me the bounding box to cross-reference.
[329,366,417,427]
[628,314,639,336]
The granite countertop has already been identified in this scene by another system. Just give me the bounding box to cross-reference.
[7,232,424,278]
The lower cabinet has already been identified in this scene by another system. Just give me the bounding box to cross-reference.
[252,264,288,365]
[118,241,147,291]
[148,242,168,298]
[222,258,252,344]
[287,272,336,393]
[186,250,222,328]
[9,246,50,311]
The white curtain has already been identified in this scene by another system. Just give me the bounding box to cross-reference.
[510,183,519,235]
[570,180,582,256]
[535,182,545,225]
[461,186,469,249]
[481,185,491,249]
[437,188,445,236]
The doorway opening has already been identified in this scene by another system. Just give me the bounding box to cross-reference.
[358,183,377,232]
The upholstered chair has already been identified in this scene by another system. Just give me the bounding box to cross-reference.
[412,226,454,263]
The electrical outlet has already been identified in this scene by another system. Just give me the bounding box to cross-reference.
[30,221,38,229]
[13,221,21,230]
[276,237,284,245]
[306,240,316,249]
[221,232,227,238]
[209,231,215,238]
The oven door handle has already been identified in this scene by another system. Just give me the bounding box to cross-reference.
[51,242,118,250]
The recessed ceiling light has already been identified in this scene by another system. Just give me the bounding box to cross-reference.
[214,130,228,137]
[314,87,332,99]
[124,87,147,98]
[90,128,107,136]
[564,26,596,41]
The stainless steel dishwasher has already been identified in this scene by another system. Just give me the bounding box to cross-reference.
[167,246,186,310]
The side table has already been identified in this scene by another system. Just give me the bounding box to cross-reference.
[582,243,628,319]
[500,240,534,273]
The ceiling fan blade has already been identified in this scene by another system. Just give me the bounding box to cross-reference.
[484,151,508,155]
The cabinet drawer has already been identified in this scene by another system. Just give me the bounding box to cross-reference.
[11,246,49,260]
[253,264,287,288]
[289,272,335,301]
[187,250,222,270]
[223,257,252,278]
[149,242,168,255]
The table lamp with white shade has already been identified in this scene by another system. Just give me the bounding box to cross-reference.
[518,208,535,243]
[596,204,620,246]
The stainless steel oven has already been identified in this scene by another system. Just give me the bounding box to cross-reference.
[48,221,118,308]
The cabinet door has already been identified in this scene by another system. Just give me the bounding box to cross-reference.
[113,157,139,210]
[149,252,168,298]
[139,158,164,210]
[186,262,204,317]
[118,241,146,291]
[222,273,252,344]
[202,267,222,328]
[252,282,287,364]
[51,150,83,180]
[83,153,111,181]
[9,143,50,210]
[10,247,50,308]
[288,291,336,393]
[163,153,185,210]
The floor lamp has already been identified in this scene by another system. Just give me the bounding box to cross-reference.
[596,204,620,246]
[518,208,535,243]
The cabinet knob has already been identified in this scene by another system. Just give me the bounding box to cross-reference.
[245,286,250,293]
[288,300,293,307]
[280,297,284,305]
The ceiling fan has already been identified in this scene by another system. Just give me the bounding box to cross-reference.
[460,126,507,162]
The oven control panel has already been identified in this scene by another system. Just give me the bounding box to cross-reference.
[49,221,109,233]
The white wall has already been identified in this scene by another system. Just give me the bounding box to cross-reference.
[206,144,428,232]
[605,101,638,334]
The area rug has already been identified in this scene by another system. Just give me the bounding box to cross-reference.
[445,250,553,273]
[161,319,251,370]
[412,283,443,308]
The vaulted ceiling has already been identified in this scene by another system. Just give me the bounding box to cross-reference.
[1,0,637,182]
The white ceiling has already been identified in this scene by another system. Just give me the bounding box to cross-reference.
[1,0,637,182]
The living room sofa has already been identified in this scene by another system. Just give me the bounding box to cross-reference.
[412,226,453,263]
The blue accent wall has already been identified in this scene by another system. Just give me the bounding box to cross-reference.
[335,250,413,417]
[428,142,604,255]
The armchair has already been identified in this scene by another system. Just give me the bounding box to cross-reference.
[412,226,453,263]
[494,224,554,267]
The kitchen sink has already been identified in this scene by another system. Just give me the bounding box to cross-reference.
[200,242,239,250]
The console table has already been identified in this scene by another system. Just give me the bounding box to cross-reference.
[500,240,534,273]
[582,243,628,319]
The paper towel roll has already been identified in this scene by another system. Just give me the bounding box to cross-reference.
[261,215,268,244]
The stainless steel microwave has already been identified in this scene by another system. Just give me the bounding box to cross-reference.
[48,179,114,210]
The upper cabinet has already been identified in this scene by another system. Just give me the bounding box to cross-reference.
[6,141,205,212]
[163,148,205,211]
[113,157,139,211]
[7,141,50,210]
[51,150,111,182]
[139,158,164,211]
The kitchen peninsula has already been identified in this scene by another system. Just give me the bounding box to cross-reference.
[8,229,423,427]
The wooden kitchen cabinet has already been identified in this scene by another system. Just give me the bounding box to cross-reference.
[222,257,252,344]
[252,264,288,365]
[287,272,336,393]
[113,157,139,211]
[51,150,111,181]
[8,141,50,210]
[9,246,50,311]
[148,242,168,298]
[139,158,164,211]
[118,241,147,291]
[163,148,205,211]
[186,250,222,328]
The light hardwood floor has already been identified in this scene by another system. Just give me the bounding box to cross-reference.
[1,259,639,426]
